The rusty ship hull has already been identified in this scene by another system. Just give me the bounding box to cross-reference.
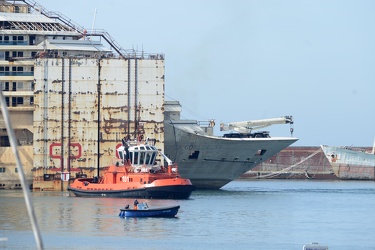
[321,145,375,180]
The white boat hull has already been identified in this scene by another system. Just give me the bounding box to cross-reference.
[165,122,298,188]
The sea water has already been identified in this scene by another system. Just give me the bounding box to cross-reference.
[1,179,375,250]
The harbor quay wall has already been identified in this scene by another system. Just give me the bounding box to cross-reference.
[241,146,335,179]
[241,146,373,180]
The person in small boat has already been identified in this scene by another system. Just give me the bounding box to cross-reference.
[134,200,139,210]
[125,204,129,209]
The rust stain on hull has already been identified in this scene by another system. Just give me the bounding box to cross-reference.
[30,58,166,190]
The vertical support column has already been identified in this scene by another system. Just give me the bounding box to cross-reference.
[67,58,72,175]
[96,58,101,179]
[134,58,138,139]
[127,59,131,135]
[42,58,48,172]
[60,58,65,191]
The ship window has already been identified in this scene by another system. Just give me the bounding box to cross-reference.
[129,152,133,163]
[255,149,267,156]
[30,36,36,45]
[140,152,145,164]
[30,97,34,105]
[17,36,24,41]
[150,152,156,165]
[11,97,17,107]
[18,51,23,57]
[17,97,23,105]
[145,152,151,165]
[188,151,200,159]
[0,136,10,147]
[133,152,139,165]
[4,36,9,41]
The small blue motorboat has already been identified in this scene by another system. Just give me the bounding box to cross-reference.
[119,201,180,218]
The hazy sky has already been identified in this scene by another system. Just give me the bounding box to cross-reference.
[37,0,375,147]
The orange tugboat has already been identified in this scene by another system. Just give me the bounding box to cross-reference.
[68,139,194,199]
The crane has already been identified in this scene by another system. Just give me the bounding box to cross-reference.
[220,116,294,135]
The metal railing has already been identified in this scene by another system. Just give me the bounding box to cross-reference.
[0,72,34,76]
[20,0,129,59]
[0,41,29,46]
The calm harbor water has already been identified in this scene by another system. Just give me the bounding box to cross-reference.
[1,179,375,250]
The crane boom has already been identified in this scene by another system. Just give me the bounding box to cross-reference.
[220,116,293,134]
